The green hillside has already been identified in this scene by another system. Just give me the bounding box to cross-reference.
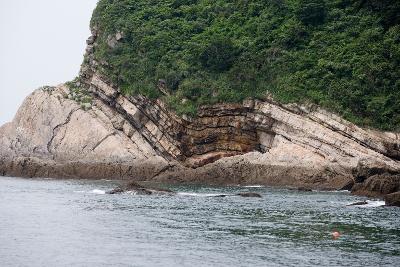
[90,0,400,130]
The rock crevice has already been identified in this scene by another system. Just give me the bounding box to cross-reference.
[47,107,81,154]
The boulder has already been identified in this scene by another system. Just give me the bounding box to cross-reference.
[346,200,368,206]
[352,173,400,197]
[384,192,400,207]
[236,192,262,198]
[290,187,313,192]
[107,181,174,195]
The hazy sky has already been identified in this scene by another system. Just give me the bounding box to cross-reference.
[0,0,98,126]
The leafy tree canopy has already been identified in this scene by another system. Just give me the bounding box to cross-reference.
[90,0,400,130]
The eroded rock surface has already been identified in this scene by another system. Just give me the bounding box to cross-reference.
[0,85,168,180]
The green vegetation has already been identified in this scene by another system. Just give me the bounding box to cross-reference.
[90,0,400,130]
[66,79,93,110]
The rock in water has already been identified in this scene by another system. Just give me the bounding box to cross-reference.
[106,187,125,195]
[236,192,262,198]
[107,181,174,195]
[351,163,400,197]
[346,200,368,206]
[297,187,313,192]
[209,192,262,198]
[384,192,400,207]
[289,187,313,192]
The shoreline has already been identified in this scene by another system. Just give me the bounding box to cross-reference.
[0,79,398,206]
[0,154,397,200]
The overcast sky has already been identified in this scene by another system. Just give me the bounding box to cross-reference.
[0,0,98,126]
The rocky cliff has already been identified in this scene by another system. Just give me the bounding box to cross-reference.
[1,27,399,198]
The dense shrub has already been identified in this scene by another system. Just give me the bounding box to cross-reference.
[296,0,327,26]
[90,0,400,131]
[198,36,238,72]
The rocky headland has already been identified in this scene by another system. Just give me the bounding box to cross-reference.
[1,26,399,204]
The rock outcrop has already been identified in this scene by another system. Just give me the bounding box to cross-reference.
[106,181,262,198]
[346,201,368,206]
[107,181,174,195]
[1,28,399,199]
[0,85,168,180]
[384,192,400,207]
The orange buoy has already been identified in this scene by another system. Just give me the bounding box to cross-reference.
[332,231,341,240]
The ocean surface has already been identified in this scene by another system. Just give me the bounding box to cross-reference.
[0,176,399,267]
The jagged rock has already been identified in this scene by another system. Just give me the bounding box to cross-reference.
[351,172,400,197]
[107,187,124,194]
[106,31,124,48]
[86,35,95,45]
[346,200,368,206]
[299,187,312,192]
[210,193,262,198]
[352,161,391,183]
[107,181,174,195]
[106,183,262,198]
[157,79,169,96]
[86,45,94,54]
[236,192,262,198]
[384,192,400,207]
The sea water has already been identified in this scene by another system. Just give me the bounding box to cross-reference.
[0,176,399,267]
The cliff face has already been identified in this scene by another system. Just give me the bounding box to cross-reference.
[0,85,168,179]
[0,27,399,197]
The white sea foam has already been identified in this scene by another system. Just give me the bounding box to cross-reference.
[177,192,227,197]
[74,189,107,194]
[125,191,139,195]
[90,189,106,195]
[242,185,265,188]
[314,190,350,193]
[346,200,386,208]
[360,200,386,208]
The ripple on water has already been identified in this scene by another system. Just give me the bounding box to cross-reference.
[0,176,399,267]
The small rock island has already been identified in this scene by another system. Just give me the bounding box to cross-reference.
[0,0,399,206]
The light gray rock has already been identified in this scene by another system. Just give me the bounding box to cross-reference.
[106,31,123,48]
[0,85,168,180]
